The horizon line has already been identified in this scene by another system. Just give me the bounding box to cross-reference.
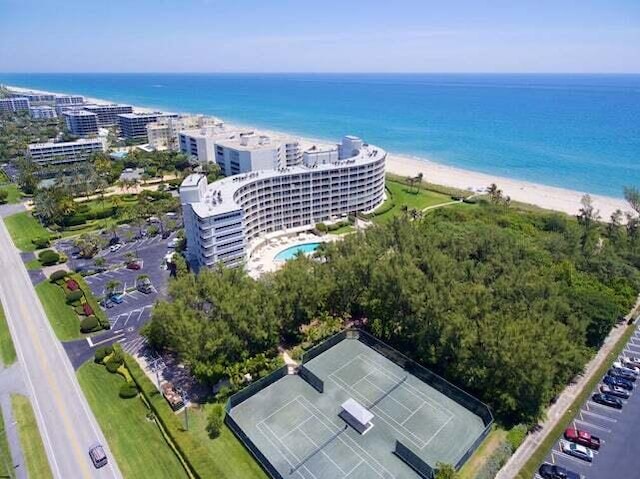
[1,71,640,76]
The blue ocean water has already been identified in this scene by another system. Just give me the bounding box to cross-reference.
[1,73,638,198]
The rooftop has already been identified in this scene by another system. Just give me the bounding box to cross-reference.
[28,138,104,149]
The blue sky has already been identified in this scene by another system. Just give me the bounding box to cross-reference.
[1,0,638,73]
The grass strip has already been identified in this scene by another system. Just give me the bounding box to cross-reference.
[0,406,14,478]
[3,212,50,252]
[11,394,53,479]
[516,321,636,478]
[0,302,16,366]
[35,280,81,341]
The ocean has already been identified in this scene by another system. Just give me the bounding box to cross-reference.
[1,73,638,198]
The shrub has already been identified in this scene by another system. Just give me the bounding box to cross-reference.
[0,190,8,204]
[105,358,121,373]
[475,440,513,479]
[49,270,67,282]
[315,223,328,233]
[119,382,138,399]
[80,316,100,333]
[65,290,84,304]
[206,404,224,439]
[94,345,113,363]
[290,345,305,361]
[32,237,51,249]
[75,304,86,315]
[506,424,528,452]
[38,250,60,266]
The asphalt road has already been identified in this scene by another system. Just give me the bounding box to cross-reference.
[0,219,122,479]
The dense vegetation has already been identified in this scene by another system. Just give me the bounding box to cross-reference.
[145,198,640,425]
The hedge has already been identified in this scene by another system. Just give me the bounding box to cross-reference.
[124,355,220,478]
[106,357,121,373]
[94,345,113,363]
[119,382,139,399]
[80,316,100,333]
[49,270,67,282]
[65,290,84,304]
[71,274,110,330]
[38,249,60,266]
[32,237,51,249]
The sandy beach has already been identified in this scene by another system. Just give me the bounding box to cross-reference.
[7,84,629,219]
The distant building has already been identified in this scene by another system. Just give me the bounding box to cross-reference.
[178,125,235,165]
[83,104,133,127]
[63,110,99,137]
[55,95,84,106]
[27,138,105,165]
[11,92,55,104]
[117,112,178,141]
[0,97,30,112]
[180,136,386,268]
[147,115,223,151]
[30,106,57,120]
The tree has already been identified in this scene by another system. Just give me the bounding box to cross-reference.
[624,186,640,215]
[487,183,503,204]
[206,404,224,438]
[0,189,8,204]
[94,257,106,267]
[435,463,458,479]
[106,280,121,296]
[415,172,423,193]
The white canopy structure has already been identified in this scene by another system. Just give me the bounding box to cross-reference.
[340,398,374,434]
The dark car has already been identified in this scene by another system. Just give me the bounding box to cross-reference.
[604,374,634,390]
[564,428,600,450]
[592,392,623,409]
[609,367,636,382]
[538,463,580,479]
[162,231,171,239]
[108,236,121,246]
[126,261,141,270]
[601,383,630,399]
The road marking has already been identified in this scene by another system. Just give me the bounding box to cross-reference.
[581,408,617,423]
[575,417,611,433]
[87,333,125,348]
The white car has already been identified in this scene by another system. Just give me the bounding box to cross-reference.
[560,440,593,462]
[613,361,639,376]
[622,356,640,368]
[167,238,180,248]
[110,243,122,252]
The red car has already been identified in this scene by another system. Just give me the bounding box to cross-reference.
[564,428,600,450]
[126,262,141,270]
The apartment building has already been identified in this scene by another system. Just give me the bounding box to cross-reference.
[117,112,178,141]
[55,95,84,106]
[84,104,133,126]
[147,115,223,150]
[63,110,99,137]
[10,92,55,104]
[180,136,386,268]
[0,97,30,112]
[27,138,105,165]
[30,106,57,120]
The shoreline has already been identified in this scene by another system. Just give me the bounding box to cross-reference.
[6,84,630,219]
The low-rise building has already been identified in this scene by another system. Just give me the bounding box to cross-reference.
[83,104,133,126]
[147,115,223,150]
[9,92,55,104]
[180,136,386,268]
[29,106,58,120]
[0,97,30,112]
[117,112,178,141]
[27,138,105,165]
[63,110,99,137]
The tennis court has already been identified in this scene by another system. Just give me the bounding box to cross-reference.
[228,331,491,479]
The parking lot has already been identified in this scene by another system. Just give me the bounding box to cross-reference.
[537,321,640,478]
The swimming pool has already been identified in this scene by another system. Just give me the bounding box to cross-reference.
[274,242,321,261]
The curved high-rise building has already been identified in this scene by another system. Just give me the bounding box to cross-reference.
[180,136,386,268]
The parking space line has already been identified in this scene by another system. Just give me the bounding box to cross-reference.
[574,417,611,433]
[586,401,623,414]
[552,449,593,468]
[581,408,617,422]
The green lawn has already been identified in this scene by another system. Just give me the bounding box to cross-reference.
[0,302,16,367]
[77,362,187,479]
[35,281,81,341]
[373,180,452,224]
[3,212,50,252]
[329,224,356,235]
[0,405,14,478]
[11,394,53,479]
[189,406,267,479]
[459,427,506,479]
[0,184,21,204]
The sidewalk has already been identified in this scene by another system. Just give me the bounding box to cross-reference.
[496,298,640,479]
[0,363,29,479]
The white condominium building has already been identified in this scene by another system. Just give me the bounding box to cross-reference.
[83,104,133,126]
[27,138,105,165]
[55,95,84,106]
[30,106,57,119]
[180,136,386,268]
[147,115,223,151]
[0,97,30,112]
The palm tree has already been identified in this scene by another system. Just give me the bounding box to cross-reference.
[94,257,106,267]
[415,172,423,193]
[106,280,121,296]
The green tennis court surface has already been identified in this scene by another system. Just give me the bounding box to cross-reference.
[228,334,490,479]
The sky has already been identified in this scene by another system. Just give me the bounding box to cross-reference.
[1,0,639,73]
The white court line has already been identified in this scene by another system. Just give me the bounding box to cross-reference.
[355,374,414,414]
[297,427,347,476]
[261,421,317,479]
[295,396,389,479]
[282,417,316,440]
[401,403,425,425]
[255,422,307,479]
[356,353,455,420]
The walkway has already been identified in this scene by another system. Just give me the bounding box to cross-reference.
[0,363,28,479]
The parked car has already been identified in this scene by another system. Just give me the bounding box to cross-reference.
[111,293,125,304]
[622,356,640,368]
[609,367,636,382]
[600,383,630,399]
[108,236,120,246]
[101,299,114,309]
[604,374,634,390]
[613,361,640,375]
[162,231,171,239]
[538,463,580,479]
[168,238,180,248]
[147,216,160,223]
[592,392,623,409]
[126,261,141,270]
[88,444,108,469]
[564,428,600,450]
[560,440,593,462]
[110,243,122,253]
